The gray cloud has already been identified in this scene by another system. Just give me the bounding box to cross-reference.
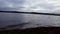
[0,0,24,11]
[0,0,60,13]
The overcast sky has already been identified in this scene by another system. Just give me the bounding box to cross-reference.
[0,0,60,13]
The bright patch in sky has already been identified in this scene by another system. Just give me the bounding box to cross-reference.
[0,0,60,13]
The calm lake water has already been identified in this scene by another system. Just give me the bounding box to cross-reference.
[0,13,60,29]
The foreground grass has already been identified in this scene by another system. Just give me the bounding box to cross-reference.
[0,27,60,34]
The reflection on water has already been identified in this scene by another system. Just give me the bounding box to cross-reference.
[0,13,60,29]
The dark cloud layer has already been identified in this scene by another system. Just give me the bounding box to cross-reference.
[0,0,24,11]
